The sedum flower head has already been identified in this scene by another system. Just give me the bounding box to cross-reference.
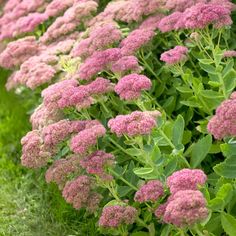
[134,180,164,203]
[45,155,81,189]
[167,168,207,194]
[62,175,101,211]
[80,150,115,180]
[162,190,208,227]
[120,29,155,56]
[160,46,188,65]
[99,205,137,228]
[108,111,158,137]
[208,92,236,139]
[114,73,152,100]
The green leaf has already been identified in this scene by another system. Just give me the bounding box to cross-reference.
[200,90,224,99]
[198,59,214,64]
[214,156,236,178]
[220,143,236,158]
[131,232,149,236]
[199,63,217,74]
[151,145,162,164]
[180,100,202,108]
[133,167,160,179]
[222,60,234,77]
[190,135,212,168]
[125,148,143,156]
[209,184,233,211]
[172,115,185,147]
[221,212,236,236]
[117,186,133,197]
[176,86,193,94]
[223,70,236,94]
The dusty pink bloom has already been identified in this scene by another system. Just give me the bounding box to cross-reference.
[115,73,152,100]
[21,130,51,168]
[103,0,164,23]
[80,151,115,180]
[139,13,165,31]
[158,12,184,32]
[45,155,81,189]
[62,175,101,211]
[134,180,164,203]
[42,120,75,146]
[3,0,22,13]
[72,23,122,59]
[44,0,74,17]
[42,79,82,109]
[210,0,236,11]
[160,46,188,65]
[13,13,48,37]
[78,48,121,80]
[223,50,236,58]
[40,0,98,43]
[164,0,205,12]
[167,169,207,194]
[181,3,232,29]
[99,205,137,228]
[11,61,56,90]
[87,77,114,94]
[0,36,39,69]
[30,104,64,130]
[120,29,155,56]
[70,123,106,155]
[0,0,47,26]
[6,54,58,90]
[108,111,157,137]
[155,202,169,219]
[42,120,90,146]
[111,56,141,74]
[163,190,208,227]
[207,92,236,139]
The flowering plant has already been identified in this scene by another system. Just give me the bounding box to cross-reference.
[1,0,236,235]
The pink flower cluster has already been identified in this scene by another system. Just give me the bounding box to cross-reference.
[21,130,51,168]
[78,48,122,80]
[158,190,208,227]
[70,122,106,155]
[158,3,232,32]
[134,180,164,203]
[111,56,142,75]
[120,29,155,56]
[71,23,122,59]
[167,168,207,194]
[62,175,102,211]
[223,50,236,58]
[99,205,137,228]
[45,155,81,189]
[40,0,98,43]
[42,78,113,111]
[160,46,188,65]
[0,0,48,40]
[41,119,85,146]
[30,104,64,130]
[0,36,40,69]
[115,73,152,100]
[208,92,236,139]
[5,51,59,90]
[155,168,208,227]
[108,111,158,137]
[80,151,115,180]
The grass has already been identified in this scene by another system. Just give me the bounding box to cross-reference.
[0,71,100,236]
